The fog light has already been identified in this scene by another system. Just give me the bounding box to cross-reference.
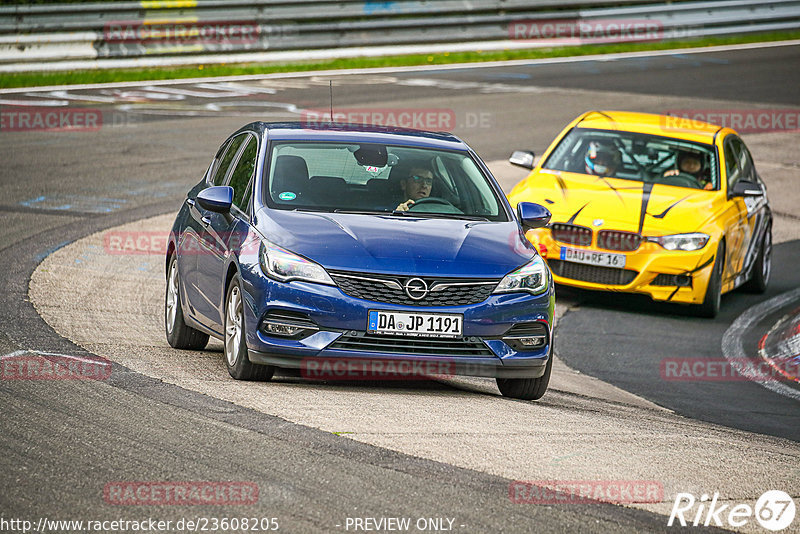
[518,336,545,347]
[262,322,306,337]
[259,311,319,339]
[503,335,547,351]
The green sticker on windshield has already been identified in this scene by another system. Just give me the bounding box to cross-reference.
[279,192,297,201]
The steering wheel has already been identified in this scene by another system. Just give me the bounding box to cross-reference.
[657,172,701,189]
[407,197,463,213]
[409,197,453,207]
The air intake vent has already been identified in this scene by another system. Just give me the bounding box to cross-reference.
[330,333,494,357]
[548,259,637,286]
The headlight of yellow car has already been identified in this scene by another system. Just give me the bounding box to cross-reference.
[646,233,709,251]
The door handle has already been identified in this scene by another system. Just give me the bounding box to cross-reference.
[201,216,211,226]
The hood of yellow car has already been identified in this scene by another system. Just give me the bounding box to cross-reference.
[508,170,719,236]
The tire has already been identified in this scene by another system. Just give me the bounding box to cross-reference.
[743,225,771,294]
[496,347,553,401]
[694,242,724,318]
[224,274,274,381]
[165,255,209,350]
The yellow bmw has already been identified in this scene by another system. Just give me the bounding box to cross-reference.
[507,111,772,317]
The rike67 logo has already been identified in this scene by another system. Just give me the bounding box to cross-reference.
[669,490,796,531]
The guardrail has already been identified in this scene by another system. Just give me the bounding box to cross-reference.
[1,0,799,72]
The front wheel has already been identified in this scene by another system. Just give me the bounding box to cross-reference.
[694,242,724,318]
[224,274,274,381]
[165,255,209,350]
[496,350,552,400]
[743,225,771,293]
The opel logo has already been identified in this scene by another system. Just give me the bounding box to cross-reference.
[404,278,429,300]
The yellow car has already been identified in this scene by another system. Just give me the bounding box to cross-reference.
[507,111,772,317]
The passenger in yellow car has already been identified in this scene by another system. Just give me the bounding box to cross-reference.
[664,151,714,190]
[584,141,622,177]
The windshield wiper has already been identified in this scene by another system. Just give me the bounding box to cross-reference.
[390,210,489,221]
[292,207,328,213]
[333,209,384,215]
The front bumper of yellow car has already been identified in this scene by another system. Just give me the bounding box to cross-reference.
[527,229,717,305]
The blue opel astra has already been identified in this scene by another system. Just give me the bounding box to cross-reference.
[165,122,555,399]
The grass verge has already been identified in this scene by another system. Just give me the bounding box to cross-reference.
[2,31,799,89]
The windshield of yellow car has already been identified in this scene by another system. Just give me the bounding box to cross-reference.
[541,128,719,191]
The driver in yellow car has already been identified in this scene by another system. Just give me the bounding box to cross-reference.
[395,167,433,211]
[664,151,714,190]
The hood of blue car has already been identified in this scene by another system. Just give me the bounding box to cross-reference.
[254,209,535,278]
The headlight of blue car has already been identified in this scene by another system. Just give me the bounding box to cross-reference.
[259,241,335,285]
[493,255,549,295]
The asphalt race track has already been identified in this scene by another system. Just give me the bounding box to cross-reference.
[2,42,799,532]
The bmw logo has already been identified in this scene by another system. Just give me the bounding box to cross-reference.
[593,219,604,227]
[404,278,429,300]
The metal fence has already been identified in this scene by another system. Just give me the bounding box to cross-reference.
[1,0,799,72]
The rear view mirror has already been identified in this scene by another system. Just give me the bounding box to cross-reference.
[196,186,233,213]
[509,150,536,170]
[354,144,388,167]
[517,202,551,231]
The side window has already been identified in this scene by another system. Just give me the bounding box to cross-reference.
[211,134,247,186]
[228,135,258,213]
[206,139,229,183]
[723,138,741,190]
[735,139,756,182]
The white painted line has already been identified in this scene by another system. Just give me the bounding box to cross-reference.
[1,349,108,366]
[721,287,800,402]
[0,98,69,106]
[2,39,799,94]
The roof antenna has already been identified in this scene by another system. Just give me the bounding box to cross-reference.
[329,80,334,123]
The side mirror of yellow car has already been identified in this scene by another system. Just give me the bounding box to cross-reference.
[509,150,536,170]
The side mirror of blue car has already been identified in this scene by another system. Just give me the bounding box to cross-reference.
[517,202,551,231]
[196,186,234,213]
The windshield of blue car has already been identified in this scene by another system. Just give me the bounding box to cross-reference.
[541,128,719,191]
[264,142,507,221]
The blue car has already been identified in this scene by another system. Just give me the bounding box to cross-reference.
[165,122,555,399]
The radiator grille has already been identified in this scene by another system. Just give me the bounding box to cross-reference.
[551,223,593,246]
[597,230,641,252]
[330,271,497,307]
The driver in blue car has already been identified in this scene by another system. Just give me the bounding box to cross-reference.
[395,167,434,211]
